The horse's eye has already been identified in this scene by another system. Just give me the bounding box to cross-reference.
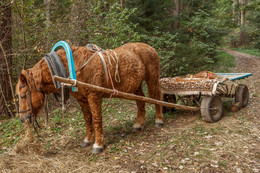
[20,95,26,99]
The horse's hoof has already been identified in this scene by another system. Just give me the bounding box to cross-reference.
[133,123,143,131]
[155,120,164,127]
[155,122,164,127]
[133,127,142,132]
[155,119,164,127]
[133,123,143,129]
[92,147,103,154]
[81,141,91,148]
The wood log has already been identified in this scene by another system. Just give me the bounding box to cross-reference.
[53,76,199,111]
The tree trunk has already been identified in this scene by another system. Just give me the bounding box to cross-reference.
[237,0,241,26]
[120,0,123,11]
[232,0,236,23]
[240,0,245,27]
[171,0,180,30]
[44,0,51,50]
[240,0,248,47]
[44,0,51,28]
[70,1,88,45]
[0,0,12,117]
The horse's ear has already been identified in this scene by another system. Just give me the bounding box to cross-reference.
[19,71,27,83]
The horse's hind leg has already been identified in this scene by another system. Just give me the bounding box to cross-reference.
[79,100,94,147]
[146,78,164,127]
[133,86,146,130]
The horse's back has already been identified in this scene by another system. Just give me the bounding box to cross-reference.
[111,42,160,93]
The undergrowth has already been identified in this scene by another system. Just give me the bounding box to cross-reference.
[204,49,236,73]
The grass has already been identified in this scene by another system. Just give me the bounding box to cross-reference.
[204,49,236,73]
[0,97,154,150]
[0,94,258,172]
[228,47,260,57]
[0,117,24,150]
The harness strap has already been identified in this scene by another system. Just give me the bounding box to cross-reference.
[77,50,109,84]
[76,51,98,73]
[97,51,108,83]
[79,45,121,86]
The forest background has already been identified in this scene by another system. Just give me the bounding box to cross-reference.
[0,0,259,117]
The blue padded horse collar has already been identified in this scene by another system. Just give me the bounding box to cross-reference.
[52,41,77,92]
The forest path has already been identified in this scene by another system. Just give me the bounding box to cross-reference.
[223,48,260,127]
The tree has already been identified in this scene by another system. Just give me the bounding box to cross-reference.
[171,0,180,29]
[44,0,51,50]
[0,0,12,117]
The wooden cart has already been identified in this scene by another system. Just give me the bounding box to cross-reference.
[160,73,252,123]
[54,73,251,124]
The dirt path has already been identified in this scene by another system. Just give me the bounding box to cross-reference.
[0,49,259,173]
[223,48,260,127]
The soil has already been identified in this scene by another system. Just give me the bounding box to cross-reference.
[0,49,259,173]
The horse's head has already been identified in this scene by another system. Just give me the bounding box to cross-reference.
[16,69,45,123]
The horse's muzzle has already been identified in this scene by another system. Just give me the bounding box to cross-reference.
[20,113,32,123]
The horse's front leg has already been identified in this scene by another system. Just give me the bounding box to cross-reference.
[78,100,94,147]
[87,92,104,154]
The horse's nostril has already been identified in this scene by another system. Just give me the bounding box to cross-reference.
[20,114,31,123]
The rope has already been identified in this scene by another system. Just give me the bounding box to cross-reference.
[78,47,121,84]
[105,50,120,82]
[102,62,119,113]
[76,51,98,73]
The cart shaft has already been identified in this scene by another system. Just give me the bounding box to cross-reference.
[53,76,199,111]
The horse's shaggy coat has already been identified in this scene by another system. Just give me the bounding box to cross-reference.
[16,42,163,153]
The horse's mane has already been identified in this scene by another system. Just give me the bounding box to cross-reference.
[16,61,43,94]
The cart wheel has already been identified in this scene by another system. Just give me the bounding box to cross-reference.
[235,84,249,108]
[162,94,176,113]
[200,96,223,123]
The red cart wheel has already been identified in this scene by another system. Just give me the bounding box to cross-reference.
[200,95,223,123]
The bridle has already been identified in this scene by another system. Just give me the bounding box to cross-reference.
[18,82,44,131]
[18,84,33,114]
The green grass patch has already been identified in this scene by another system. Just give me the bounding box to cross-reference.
[228,47,260,57]
[204,50,235,73]
[0,118,24,150]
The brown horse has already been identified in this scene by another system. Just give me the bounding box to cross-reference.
[16,42,163,153]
